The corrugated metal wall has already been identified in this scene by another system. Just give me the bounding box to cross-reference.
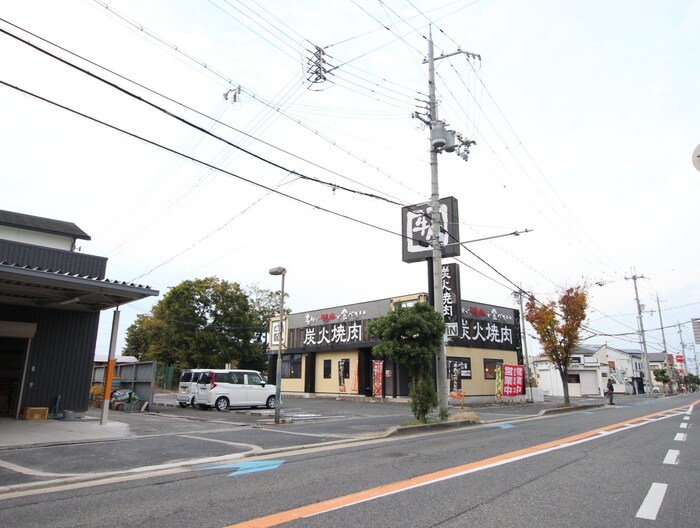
[0,240,107,278]
[0,304,99,413]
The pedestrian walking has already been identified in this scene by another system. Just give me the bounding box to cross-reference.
[606,378,614,405]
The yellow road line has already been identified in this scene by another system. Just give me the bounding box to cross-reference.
[227,399,699,528]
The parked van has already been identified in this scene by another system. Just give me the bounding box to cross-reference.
[195,369,276,411]
[177,369,208,407]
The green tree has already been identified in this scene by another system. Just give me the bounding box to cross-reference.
[652,368,671,395]
[525,286,588,406]
[685,373,699,392]
[243,284,291,372]
[368,302,445,422]
[124,277,257,371]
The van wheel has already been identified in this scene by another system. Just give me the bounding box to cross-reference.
[178,402,187,408]
[215,397,230,411]
[266,396,276,409]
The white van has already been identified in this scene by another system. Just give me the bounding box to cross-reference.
[195,369,276,411]
[177,369,208,407]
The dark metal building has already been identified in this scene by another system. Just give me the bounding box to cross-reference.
[0,210,158,419]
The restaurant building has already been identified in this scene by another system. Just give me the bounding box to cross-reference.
[270,263,524,402]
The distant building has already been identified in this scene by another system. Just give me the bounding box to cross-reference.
[0,210,158,419]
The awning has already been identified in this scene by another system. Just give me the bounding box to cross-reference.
[0,262,158,312]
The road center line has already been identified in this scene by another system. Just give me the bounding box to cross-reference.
[227,400,699,528]
[636,483,668,520]
[674,433,687,441]
[663,449,679,465]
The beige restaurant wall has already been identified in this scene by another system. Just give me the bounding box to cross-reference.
[314,351,359,395]
[446,346,518,396]
[280,354,306,393]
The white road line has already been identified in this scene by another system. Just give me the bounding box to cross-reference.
[636,483,668,520]
[683,416,690,421]
[680,422,688,429]
[663,449,680,465]
[674,433,687,441]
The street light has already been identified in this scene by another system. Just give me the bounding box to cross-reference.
[269,266,286,424]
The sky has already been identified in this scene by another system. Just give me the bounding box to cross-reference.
[1,1,699,372]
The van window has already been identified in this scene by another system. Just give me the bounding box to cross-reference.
[231,372,244,384]
[199,372,211,384]
[180,371,193,383]
[247,372,263,385]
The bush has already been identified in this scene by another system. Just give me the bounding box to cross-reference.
[410,378,438,423]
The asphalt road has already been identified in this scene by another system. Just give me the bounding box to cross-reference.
[0,394,697,527]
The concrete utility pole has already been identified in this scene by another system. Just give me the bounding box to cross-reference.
[420,27,479,416]
[677,324,688,383]
[425,29,449,416]
[517,285,534,402]
[626,269,652,397]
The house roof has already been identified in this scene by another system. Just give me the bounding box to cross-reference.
[0,209,91,241]
[0,261,158,312]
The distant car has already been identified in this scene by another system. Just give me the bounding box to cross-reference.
[177,369,208,407]
[195,369,276,411]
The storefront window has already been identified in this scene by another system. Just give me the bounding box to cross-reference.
[282,354,302,378]
[483,358,503,380]
[323,359,331,379]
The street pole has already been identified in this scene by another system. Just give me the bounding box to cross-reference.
[627,269,652,397]
[269,267,286,424]
[517,285,534,402]
[426,27,448,417]
[100,308,120,425]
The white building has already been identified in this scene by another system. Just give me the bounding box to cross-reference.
[534,344,642,398]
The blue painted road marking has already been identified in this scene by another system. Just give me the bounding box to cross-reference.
[497,424,514,429]
[200,460,285,476]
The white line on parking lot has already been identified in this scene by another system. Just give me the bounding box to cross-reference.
[663,449,679,465]
[636,483,668,520]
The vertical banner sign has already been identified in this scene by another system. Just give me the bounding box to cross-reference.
[338,359,346,393]
[502,364,525,397]
[693,318,700,344]
[372,360,384,397]
[448,358,471,401]
[442,263,461,338]
[495,365,503,401]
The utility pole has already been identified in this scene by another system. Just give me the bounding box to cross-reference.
[656,294,668,354]
[516,285,534,402]
[626,269,652,397]
[416,27,478,417]
[677,324,688,386]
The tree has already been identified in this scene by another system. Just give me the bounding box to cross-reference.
[244,284,291,373]
[652,368,671,395]
[124,277,258,372]
[525,286,588,406]
[368,302,445,422]
[685,373,699,392]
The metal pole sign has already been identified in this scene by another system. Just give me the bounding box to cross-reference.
[401,196,460,263]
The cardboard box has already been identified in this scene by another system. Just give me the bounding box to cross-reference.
[23,407,49,420]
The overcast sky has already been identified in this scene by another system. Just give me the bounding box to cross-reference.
[2,1,699,371]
